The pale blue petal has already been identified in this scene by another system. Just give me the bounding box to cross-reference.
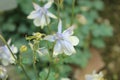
[58,20,62,33]
[61,40,76,55]
[53,41,63,57]
[27,11,40,19]
[44,1,52,9]
[63,25,75,37]
[47,11,57,19]
[33,2,41,10]
[44,35,55,42]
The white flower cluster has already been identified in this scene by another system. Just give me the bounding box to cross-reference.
[27,0,79,57]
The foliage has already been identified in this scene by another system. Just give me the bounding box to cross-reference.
[0,0,113,80]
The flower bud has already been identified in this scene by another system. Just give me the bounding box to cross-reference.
[20,45,27,53]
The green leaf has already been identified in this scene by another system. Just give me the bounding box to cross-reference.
[64,49,90,68]
[18,24,28,33]
[2,22,16,32]
[39,69,56,80]
[92,38,105,48]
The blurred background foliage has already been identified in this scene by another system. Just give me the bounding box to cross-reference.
[0,0,116,80]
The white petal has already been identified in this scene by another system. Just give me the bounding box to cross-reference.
[27,11,40,19]
[33,17,41,26]
[53,41,63,57]
[68,36,79,46]
[1,60,9,66]
[58,20,62,33]
[7,39,12,45]
[11,45,18,54]
[47,11,57,19]
[63,25,75,36]
[44,35,55,42]
[33,2,41,10]
[40,15,50,28]
[61,40,76,55]
[44,1,53,9]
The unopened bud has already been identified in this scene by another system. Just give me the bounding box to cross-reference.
[20,45,27,53]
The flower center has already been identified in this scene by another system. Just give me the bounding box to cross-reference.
[56,33,64,40]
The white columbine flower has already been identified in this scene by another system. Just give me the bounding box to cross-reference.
[0,39,18,66]
[85,71,104,80]
[44,20,79,57]
[27,1,57,28]
[0,66,8,79]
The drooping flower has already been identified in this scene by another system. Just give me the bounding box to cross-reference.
[29,43,48,56]
[0,39,18,66]
[0,66,8,79]
[85,71,105,80]
[27,1,57,28]
[44,20,79,57]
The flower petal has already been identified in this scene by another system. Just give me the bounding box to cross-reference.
[61,40,76,55]
[33,2,41,10]
[58,20,62,33]
[44,1,53,9]
[63,25,75,36]
[41,15,50,28]
[47,11,57,19]
[68,36,79,46]
[44,35,55,42]
[53,41,63,57]
[33,17,41,26]
[27,11,40,19]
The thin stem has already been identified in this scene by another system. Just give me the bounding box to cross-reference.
[0,35,31,80]
[44,14,51,34]
[20,64,31,80]
[57,0,60,19]
[45,63,51,80]
[33,50,39,80]
[71,0,75,25]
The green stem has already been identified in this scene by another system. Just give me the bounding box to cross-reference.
[57,0,60,19]
[20,64,31,80]
[45,63,51,80]
[0,35,31,80]
[71,0,75,25]
[33,50,39,80]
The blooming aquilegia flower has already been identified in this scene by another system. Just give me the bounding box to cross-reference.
[0,66,8,79]
[0,39,18,66]
[85,71,105,80]
[27,1,57,28]
[44,20,79,57]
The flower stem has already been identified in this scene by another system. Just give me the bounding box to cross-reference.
[0,35,31,80]
[33,50,39,80]
[45,62,51,80]
[71,0,75,25]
